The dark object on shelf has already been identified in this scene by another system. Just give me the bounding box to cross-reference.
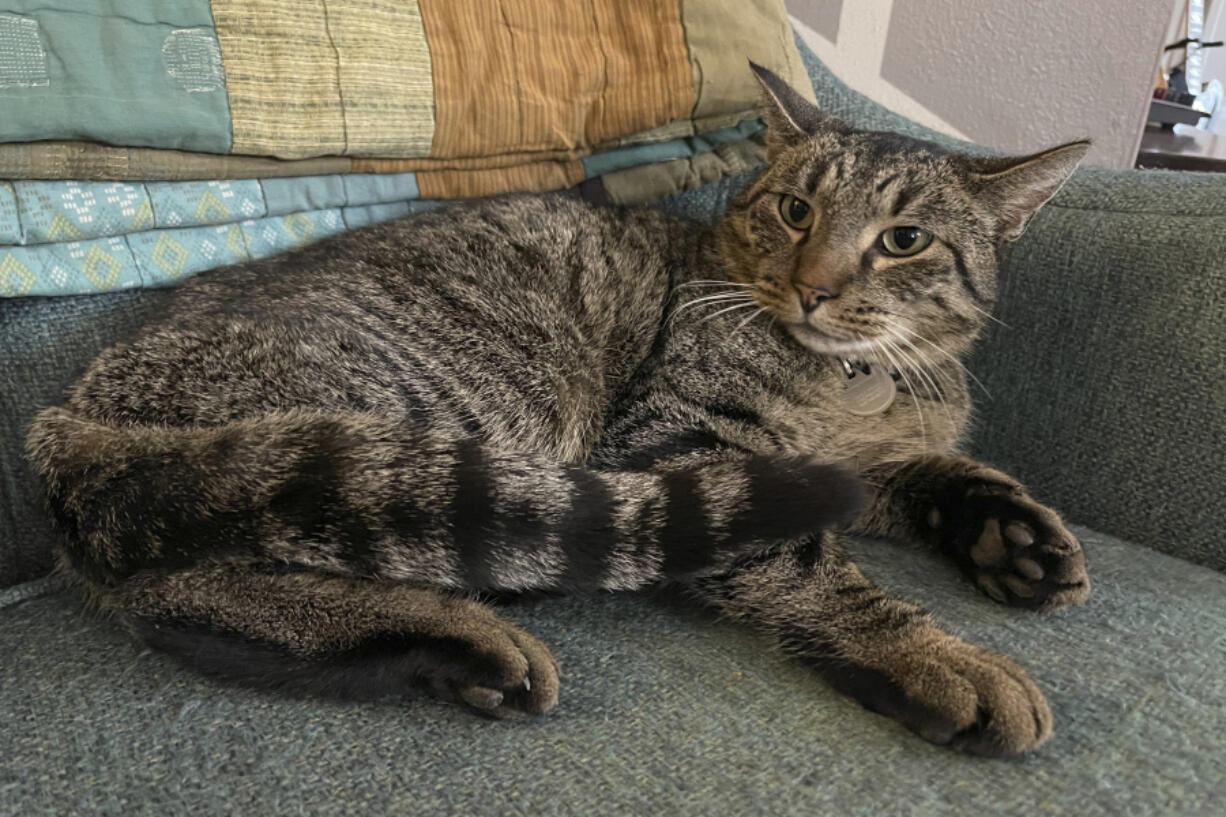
[1136,124,1226,173]
[1148,98,1210,128]
[1154,86,1198,107]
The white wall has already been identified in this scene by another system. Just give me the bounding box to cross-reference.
[787,0,1178,168]
[1204,0,1226,93]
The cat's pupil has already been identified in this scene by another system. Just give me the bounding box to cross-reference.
[893,227,920,249]
[788,198,810,222]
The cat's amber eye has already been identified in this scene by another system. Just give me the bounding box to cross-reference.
[778,194,816,230]
[880,226,933,257]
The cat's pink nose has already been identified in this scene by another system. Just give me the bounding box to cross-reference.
[794,282,837,314]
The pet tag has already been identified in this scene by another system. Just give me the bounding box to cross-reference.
[841,360,896,416]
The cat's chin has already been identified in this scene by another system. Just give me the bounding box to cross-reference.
[784,323,880,359]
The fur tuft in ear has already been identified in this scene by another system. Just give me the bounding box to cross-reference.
[749,61,839,156]
[968,141,1090,243]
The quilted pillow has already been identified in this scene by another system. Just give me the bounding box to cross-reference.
[0,0,810,296]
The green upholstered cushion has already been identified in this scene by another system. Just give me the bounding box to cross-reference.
[2,526,1223,816]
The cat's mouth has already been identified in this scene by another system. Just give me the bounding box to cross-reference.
[784,321,883,357]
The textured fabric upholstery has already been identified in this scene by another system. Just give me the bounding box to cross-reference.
[4,527,1223,816]
[974,186,1226,571]
[0,290,171,584]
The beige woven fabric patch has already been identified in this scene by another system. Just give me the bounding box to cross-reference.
[211,0,434,159]
[680,0,816,125]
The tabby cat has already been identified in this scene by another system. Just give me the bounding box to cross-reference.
[26,65,1090,757]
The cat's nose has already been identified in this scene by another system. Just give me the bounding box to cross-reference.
[794,282,838,314]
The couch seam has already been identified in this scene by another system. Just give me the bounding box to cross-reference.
[1046,201,1226,218]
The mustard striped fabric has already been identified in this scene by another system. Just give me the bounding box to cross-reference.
[418,0,693,160]
[211,0,434,159]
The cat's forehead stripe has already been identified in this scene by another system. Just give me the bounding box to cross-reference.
[874,172,901,194]
[800,154,853,197]
[800,157,827,196]
[890,187,913,218]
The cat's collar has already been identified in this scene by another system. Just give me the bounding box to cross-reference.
[839,358,900,416]
[839,358,900,381]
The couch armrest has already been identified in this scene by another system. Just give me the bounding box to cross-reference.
[968,167,1226,570]
[0,291,170,586]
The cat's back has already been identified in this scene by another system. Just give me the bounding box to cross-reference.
[70,194,696,460]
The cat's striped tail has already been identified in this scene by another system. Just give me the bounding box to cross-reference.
[26,406,867,592]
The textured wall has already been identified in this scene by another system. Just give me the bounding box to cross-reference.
[786,0,842,43]
[787,0,1176,168]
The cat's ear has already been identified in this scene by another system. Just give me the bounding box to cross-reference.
[967,141,1090,243]
[749,61,841,155]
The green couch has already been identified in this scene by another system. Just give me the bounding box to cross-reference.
[3,38,1224,816]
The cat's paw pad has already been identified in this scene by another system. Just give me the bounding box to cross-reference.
[420,618,560,718]
[831,635,1053,757]
[927,485,1089,611]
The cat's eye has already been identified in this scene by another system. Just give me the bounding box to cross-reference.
[880,226,933,257]
[778,195,816,230]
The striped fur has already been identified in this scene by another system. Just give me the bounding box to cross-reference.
[27,405,864,592]
[26,66,1090,752]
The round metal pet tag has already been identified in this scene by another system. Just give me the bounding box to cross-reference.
[842,361,897,416]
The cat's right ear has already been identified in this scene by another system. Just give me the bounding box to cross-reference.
[967,140,1090,243]
[749,61,841,156]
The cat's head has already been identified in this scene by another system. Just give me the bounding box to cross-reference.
[716,63,1088,360]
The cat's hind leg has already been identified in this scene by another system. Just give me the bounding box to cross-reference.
[112,564,559,717]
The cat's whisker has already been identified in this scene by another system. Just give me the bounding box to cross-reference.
[696,301,759,327]
[870,336,925,450]
[964,301,1010,329]
[667,292,755,327]
[730,307,767,338]
[889,329,976,413]
[888,331,960,394]
[892,324,992,399]
[672,292,755,308]
[882,334,955,429]
[674,279,753,291]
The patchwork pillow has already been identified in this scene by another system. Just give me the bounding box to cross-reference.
[0,0,809,296]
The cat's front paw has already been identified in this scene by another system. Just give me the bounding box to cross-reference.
[926,476,1089,611]
[824,632,1053,756]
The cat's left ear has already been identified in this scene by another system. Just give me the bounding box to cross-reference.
[967,141,1090,243]
[749,61,844,156]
